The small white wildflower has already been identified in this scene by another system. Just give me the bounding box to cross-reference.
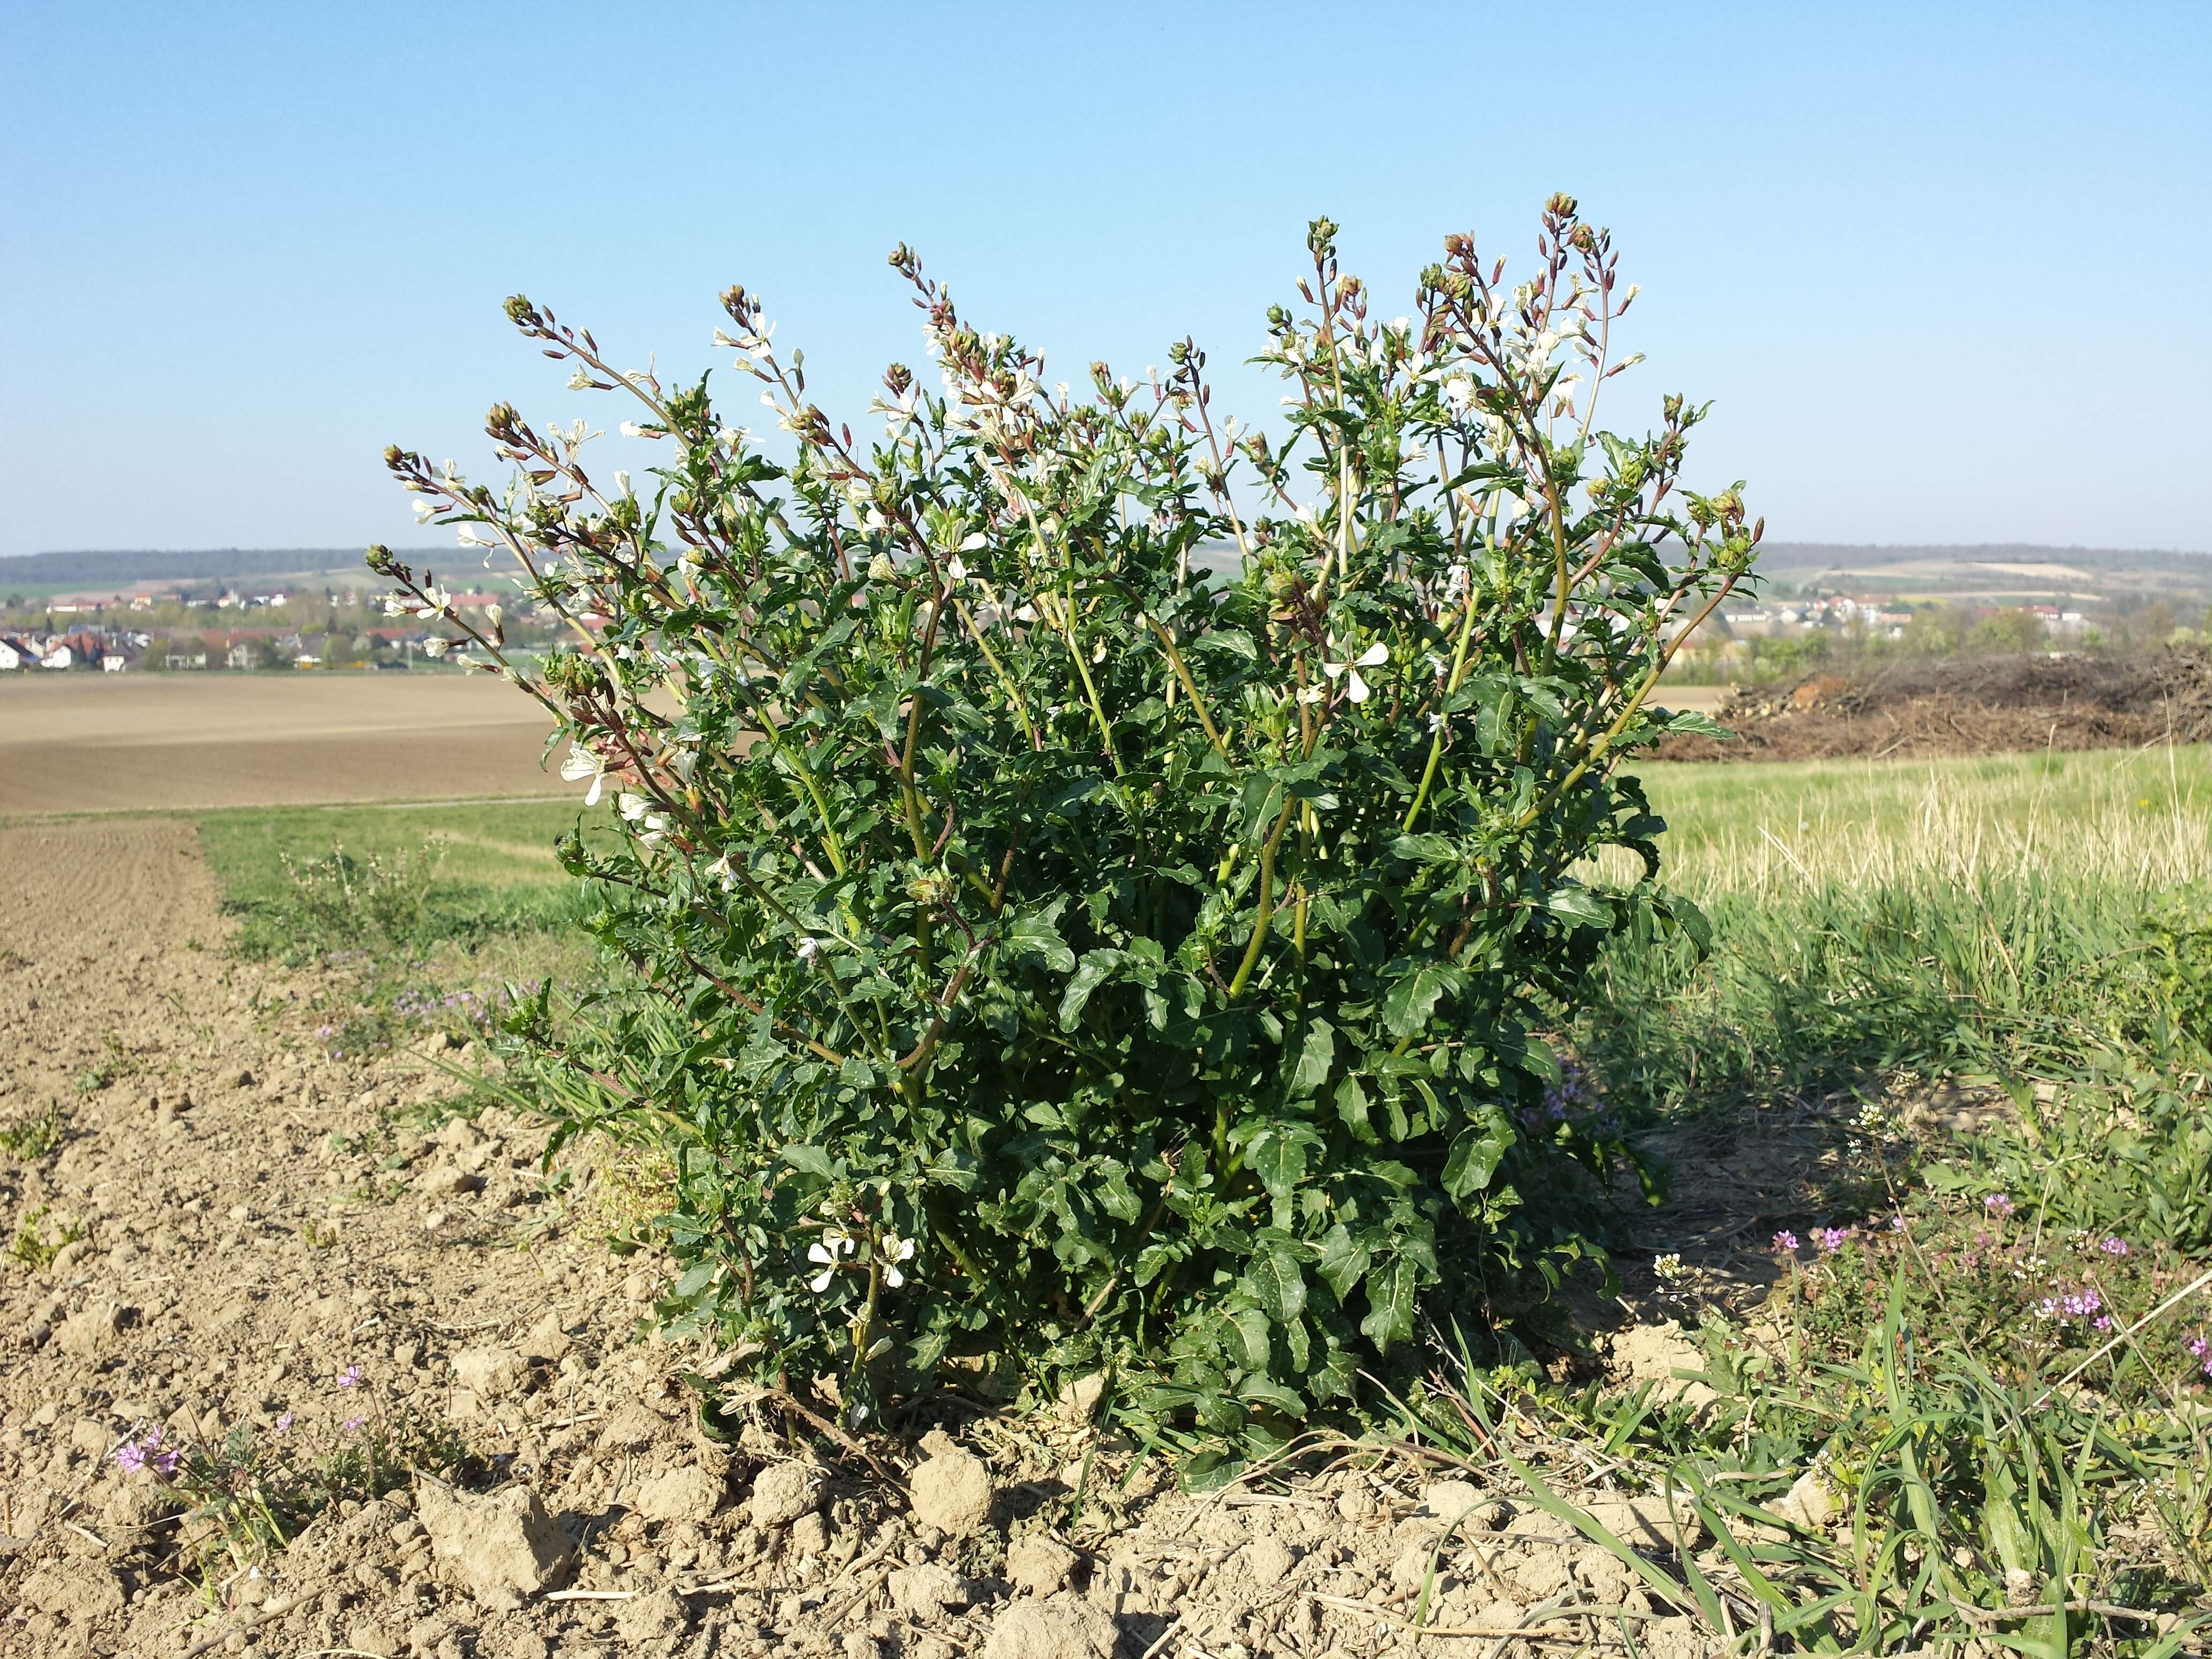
[1653,1252,1686,1283]
[618,791,650,823]
[878,1232,916,1288]
[619,421,647,438]
[559,744,608,806]
[1322,640,1388,704]
[795,936,824,968]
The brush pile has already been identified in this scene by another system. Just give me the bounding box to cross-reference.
[1658,648,2212,761]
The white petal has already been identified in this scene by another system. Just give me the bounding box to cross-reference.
[1346,670,1370,704]
[809,1269,834,1292]
[883,1266,904,1289]
[808,1243,834,1265]
[1356,641,1388,668]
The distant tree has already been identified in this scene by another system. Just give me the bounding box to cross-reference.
[1971,608,2047,653]
[1904,603,1975,655]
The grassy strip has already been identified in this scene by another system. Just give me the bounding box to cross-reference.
[196,798,609,961]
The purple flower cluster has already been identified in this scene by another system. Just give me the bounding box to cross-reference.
[391,980,537,1032]
[111,1425,180,1477]
[1772,1230,1799,1252]
[2099,1236,2129,1257]
[1984,1193,2015,1217]
[1815,1227,1850,1254]
[2038,1288,2103,1321]
[2187,1334,2212,1379]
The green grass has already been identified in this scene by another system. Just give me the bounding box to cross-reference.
[197,798,614,962]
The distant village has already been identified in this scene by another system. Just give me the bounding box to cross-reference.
[0,582,537,673]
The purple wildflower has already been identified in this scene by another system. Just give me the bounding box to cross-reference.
[1889,1215,1908,1232]
[1985,1193,2015,1217]
[1773,1230,1799,1252]
[115,1426,178,1476]
[2094,1315,2114,1332]
[274,1411,294,1434]
[2100,1236,2129,1257]
[2186,1334,2209,1359]
[1815,1227,1850,1254]
[343,1414,367,1433]
[337,1364,363,1389]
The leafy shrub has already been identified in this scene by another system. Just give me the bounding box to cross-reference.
[373,197,1757,1437]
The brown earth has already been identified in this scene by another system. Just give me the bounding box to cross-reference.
[0,820,1738,1658]
[1654,649,2212,762]
[0,676,563,815]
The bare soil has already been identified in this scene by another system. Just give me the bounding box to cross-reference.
[1655,649,2212,761]
[1,820,1732,1658]
[0,677,562,814]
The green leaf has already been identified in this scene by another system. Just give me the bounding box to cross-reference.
[1316,1224,1370,1301]
[1246,1125,1312,1201]
[1382,964,1454,1037]
[1334,1074,1375,1141]
[1057,948,1125,1030]
[1389,833,1460,865]
[1443,1108,1515,1202]
[1358,1256,1419,1351]
[778,1142,836,1180]
[1236,1376,1307,1417]
[1229,1307,1273,1370]
[1284,1019,1335,1098]
[1242,1238,1307,1325]
[1544,885,1611,930]
[1005,909,1075,974]
[1134,1242,1180,1286]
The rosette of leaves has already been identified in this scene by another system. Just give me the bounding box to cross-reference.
[373,195,1757,1446]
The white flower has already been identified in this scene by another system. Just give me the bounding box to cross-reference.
[946,556,968,583]
[959,532,988,552]
[1654,1252,1685,1283]
[619,421,647,438]
[805,1228,855,1292]
[878,1233,916,1289]
[614,470,631,496]
[412,500,437,524]
[421,637,449,659]
[795,936,824,969]
[560,744,608,806]
[704,853,738,892]
[1443,377,1474,412]
[1322,640,1388,704]
[618,791,651,822]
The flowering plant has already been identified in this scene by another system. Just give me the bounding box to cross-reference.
[373,198,1755,1434]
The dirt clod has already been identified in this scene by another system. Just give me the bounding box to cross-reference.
[981,1593,1118,1659]
[415,1478,576,1610]
[888,1560,973,1621]
[909,1446,995,1536]
[1005,1531,1078,1594]
[749,1458,823,1529]
[635,1462,724,1523]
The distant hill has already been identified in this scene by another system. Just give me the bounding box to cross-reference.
[0,547,443,586]
[1758,542,2212,574]
[1751,542,2212,607]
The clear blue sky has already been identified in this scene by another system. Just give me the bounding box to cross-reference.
[3,1,2206,558]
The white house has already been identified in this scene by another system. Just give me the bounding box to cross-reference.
[39,645,73,670]
[0,641,20,671]
[102,653,129,672]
